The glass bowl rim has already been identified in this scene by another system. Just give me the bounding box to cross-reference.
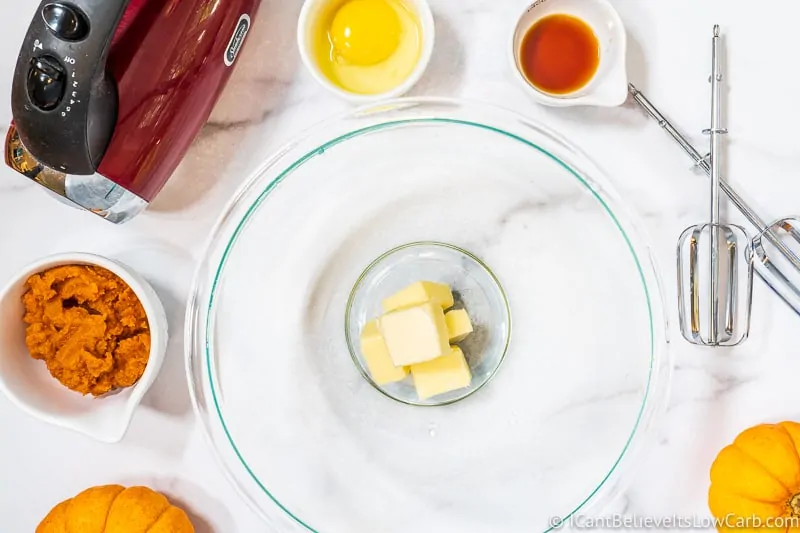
[185,96,672,532]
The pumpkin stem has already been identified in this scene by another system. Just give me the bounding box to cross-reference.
[789,494,800,516]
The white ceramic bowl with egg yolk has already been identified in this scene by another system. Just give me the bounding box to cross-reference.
[298,0,435,103]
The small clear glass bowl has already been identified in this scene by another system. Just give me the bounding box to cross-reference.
[345,241,512,406]
[186,98,671,533]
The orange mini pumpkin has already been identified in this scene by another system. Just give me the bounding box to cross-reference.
[709,421,800,532]
[37,485,194,533]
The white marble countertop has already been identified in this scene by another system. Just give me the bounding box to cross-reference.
[2,0,800,531]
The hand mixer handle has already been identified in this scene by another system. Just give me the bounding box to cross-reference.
[10,0,130,175]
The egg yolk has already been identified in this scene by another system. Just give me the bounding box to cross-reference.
[329,0,402,66]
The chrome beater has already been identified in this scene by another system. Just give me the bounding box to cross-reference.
[629,94,800,319]
[675,26,754,346]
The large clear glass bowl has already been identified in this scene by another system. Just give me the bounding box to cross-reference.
[186,98,671,532]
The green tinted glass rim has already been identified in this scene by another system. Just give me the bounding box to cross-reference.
[204,117,656,533]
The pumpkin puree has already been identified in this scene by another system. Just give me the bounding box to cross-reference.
[22,265,150,396]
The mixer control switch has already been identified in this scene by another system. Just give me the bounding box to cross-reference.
[42,3,89,41]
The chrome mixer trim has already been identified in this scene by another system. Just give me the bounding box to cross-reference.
[5,125,147,223]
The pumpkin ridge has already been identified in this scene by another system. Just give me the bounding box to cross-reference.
[128,490,170,533]
[63,497,75,522]
[61,497,76,533]
[148,506,195,532]
[779,423,800,476]
[100,488,126,533]
[779,423,800,503]
[736,441,794,493]
[144,504,172,533]
[712,486,787,507]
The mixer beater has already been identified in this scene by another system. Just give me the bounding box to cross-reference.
[675,26,754,346]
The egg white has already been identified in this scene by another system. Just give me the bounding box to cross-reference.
[313,0,423,95]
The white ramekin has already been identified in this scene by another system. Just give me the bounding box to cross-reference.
[509,0,629,107]
[0,253,168,443]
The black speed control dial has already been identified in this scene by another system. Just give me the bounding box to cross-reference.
[27,55,66,111]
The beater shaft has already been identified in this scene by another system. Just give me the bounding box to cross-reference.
[628,86,800,270]
[708,25,724,343]
[628,85,800,317]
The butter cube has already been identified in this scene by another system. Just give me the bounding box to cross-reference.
[382,281,454,313]
[360,320,408,385]
[410,345,473,400]
[379,302,450,366]
[445,309,473,343]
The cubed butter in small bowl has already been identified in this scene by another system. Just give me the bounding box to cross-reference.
[346,242,511,406]
[379,300,450,366]
[382,280,454,312]
[360,320,408,385]
[445,308,474,342]
[359,282,474,401]
[410,345,472,401]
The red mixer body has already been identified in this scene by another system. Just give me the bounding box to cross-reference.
[7,0,261,222]
[102,0,259,201]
